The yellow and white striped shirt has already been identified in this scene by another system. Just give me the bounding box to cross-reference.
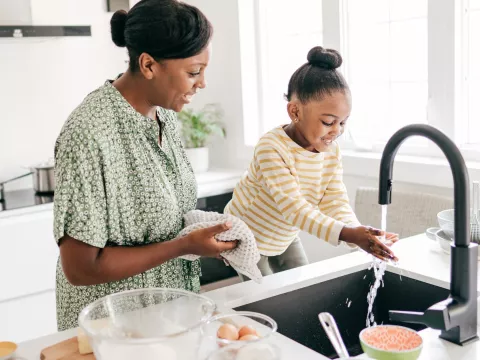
[225,126,360,256]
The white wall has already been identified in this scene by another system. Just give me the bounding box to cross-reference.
[184,0,251,172]
[0,0,127,184]
[0,0,251,187]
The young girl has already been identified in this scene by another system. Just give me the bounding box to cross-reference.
[225,46,398,278]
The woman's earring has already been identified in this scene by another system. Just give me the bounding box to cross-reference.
[294,118,299,123]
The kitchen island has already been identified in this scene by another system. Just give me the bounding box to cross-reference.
[15,234,480,359]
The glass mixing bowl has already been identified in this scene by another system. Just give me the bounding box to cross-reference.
[78,288,217,360]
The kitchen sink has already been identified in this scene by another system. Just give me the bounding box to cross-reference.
[234,269,449,358]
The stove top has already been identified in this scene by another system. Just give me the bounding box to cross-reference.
[0,188,54,212]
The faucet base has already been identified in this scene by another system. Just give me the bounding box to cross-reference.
[440,328,479,346]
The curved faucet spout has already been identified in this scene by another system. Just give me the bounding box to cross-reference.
[379,124,470,247]
[379,124,478,346]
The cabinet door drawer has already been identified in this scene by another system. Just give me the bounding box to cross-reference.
[0,290,57,343]
[0,209,59,302]
[196,192,233,213]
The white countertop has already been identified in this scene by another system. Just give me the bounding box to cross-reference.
[0,169,244,220]
[195,169,244,199]
[15,234,480,359]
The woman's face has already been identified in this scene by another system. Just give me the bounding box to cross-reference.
[288,91,351,152]
[140,44,211,112]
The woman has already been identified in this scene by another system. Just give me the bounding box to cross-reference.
[54,0,236,331]
[225,47,398,279]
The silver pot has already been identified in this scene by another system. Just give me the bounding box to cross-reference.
[0,160,55,196]
[30,164,55,193]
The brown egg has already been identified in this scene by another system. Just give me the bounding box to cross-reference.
[238,325,259,338]
[239,334,260,341]
[217,323,239,341]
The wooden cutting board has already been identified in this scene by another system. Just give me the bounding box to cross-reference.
[40,337,95,360]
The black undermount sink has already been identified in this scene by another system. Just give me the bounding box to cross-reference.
[235,269,449,358]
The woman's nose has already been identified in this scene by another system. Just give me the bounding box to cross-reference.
[197,75,207,89]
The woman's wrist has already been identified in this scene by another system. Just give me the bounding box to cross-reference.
[170,235,190,257]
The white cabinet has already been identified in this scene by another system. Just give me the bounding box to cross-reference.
[30,0,95,25]
[0,0,31,25]
[0,209,58,302]
[0,290,57,343]
[0,208,59,343]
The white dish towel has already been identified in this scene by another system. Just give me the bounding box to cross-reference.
[177,210,262,283]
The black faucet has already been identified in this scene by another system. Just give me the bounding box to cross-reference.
[379,124,478,346]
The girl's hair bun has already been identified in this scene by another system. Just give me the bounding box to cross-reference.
[307,46,342,70]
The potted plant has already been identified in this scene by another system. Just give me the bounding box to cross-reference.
[178,103,226,173]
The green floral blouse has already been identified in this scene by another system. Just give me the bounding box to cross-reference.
[53,81,200,331]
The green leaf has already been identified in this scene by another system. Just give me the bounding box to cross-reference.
[178,103,226,148]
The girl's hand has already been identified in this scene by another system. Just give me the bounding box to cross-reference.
[384,232,400,246]
[340,226,398,262]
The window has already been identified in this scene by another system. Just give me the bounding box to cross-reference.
[342,0,428,149]
[255,0,323,137]
[463,0,480,148]
[244,0,480,161]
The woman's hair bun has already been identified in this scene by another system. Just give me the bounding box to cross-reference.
[110,10,128,48]
[307,46,342,70]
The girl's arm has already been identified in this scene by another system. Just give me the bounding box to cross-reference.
[319,147,361,227]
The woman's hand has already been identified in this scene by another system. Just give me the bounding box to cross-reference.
[178,222,238,258]
[340,226,398,262]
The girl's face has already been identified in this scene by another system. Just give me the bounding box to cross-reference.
[287,91,351,152]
